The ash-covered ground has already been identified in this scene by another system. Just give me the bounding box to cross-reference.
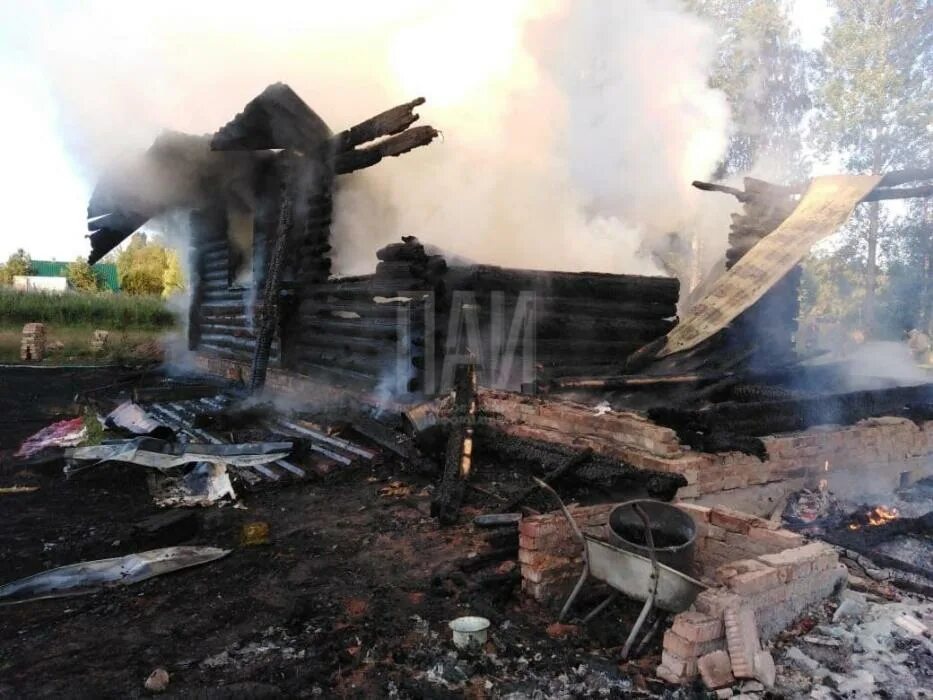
[1,366,930,699]
[0,366,688,699]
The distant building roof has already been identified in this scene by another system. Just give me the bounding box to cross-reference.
[31,260,121,292]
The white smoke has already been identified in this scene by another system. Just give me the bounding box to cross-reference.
[24,0,733,280]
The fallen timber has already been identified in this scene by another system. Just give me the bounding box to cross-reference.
[649,383,933,445]
[474,427,687,504]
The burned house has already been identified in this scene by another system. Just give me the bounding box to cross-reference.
[84,83,933,524]
[87,83,680,399]
[69,83,933,692]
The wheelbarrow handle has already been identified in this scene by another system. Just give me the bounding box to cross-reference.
[531,477,589,622]
[621,502,661,661]
[531,477,586,548]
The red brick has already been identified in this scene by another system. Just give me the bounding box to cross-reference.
[662,630,697,659]
[697,650,735,690]
[676,503,711,523]
[714,558,770,585]
[695,590,742,618]
[671,611,724,644]
[727,567,781,595]
[656,664,689,685]
[723,606,760,679]
[661,650,697,679]
[710,506,760,534]
[747,526,805,552]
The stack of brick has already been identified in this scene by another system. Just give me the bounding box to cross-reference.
[516,501,846,688]
[518,503,616,604]
[20,323,46,361]
[91,330,110,353]
[658,504,846,685]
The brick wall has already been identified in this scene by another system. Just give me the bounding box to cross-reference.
[517,502,846,686]
[658,504,846,684]
[481,391,933,509]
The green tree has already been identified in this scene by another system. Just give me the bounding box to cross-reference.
[67,257,103,292]
[116,233,171,296]
[0,249,33,285]
[811,0,931,335]
[687,0,812,181]
[161,250,185,298]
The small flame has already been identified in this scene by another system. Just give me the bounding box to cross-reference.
[867,505,899,526]
[848,523,860,531]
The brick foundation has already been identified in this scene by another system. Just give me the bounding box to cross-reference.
[518,502,846,686]
[480,391,933,512]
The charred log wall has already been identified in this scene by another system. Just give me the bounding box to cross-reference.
[287,239,442,392]
[189,159,282,366]
[441,265,679,381]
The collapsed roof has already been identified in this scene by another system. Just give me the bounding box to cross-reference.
[85,84,437,264]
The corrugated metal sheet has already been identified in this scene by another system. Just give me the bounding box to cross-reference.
[31,260,121,292]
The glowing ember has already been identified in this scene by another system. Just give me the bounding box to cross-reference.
[867,505,899,526]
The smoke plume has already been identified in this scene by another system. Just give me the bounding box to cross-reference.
[27,0,733,280]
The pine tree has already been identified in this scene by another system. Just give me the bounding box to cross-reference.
[687,0,812,181]
[811,0,931,335]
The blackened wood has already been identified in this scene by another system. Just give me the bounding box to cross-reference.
[295,332,403,356]
[334,126,439,175]
[501,449,593,512]
[443,265,679,303]
[541,297,676,320]
[332,97,426,152]
[863,184,933,201]
[474,426,687,502]
[249,181,292,393]
[649,383,933,442]
[432,363,477,526]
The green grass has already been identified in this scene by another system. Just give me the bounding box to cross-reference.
[0,288,174,328]
[0,325,170,364]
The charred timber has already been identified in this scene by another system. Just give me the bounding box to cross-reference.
[304,277,431,298]
[298,298,424,320]
[295,351,403,377]
[334,126,439,175]
[443,266,679,303]
[540,297,676,320]
[432,363,477,526]
[649,384,933,445]
[295,332,416,356]
[331,97,426,152]
[473,426,687,503]
[501,449,593,513]
[694,168,933,203]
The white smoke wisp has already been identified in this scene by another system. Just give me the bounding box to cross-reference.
[332,0,734,276]
[28,0,732,280]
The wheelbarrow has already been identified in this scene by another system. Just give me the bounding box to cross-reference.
[533,479,706,659]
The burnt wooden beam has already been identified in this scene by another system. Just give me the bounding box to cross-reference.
[501,449,592,513]
[862,184,933,202]
[432,363,477,526]
[474,426,687,503]
[332,97,426,152]
[334,126,439,175]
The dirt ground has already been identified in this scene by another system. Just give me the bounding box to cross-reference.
[0,366,681,699]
